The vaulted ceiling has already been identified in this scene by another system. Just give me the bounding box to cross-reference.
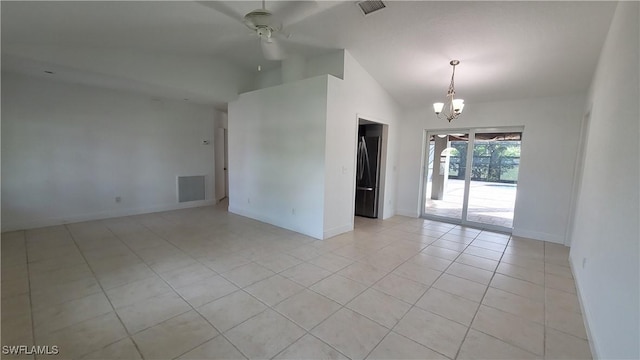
[1,1,617,109]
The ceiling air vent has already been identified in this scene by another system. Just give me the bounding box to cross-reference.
[357,0,386,16]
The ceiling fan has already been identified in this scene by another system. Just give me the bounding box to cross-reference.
[198,0,317,61]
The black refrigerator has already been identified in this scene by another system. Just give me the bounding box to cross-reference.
[355,129,381,218]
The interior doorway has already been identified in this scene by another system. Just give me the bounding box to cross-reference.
[215,127,228,202]
[422,128,523,231]
[355,119,387,219]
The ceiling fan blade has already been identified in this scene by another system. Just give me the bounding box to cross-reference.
[261,37,286,60]
[195,1,244,23]
[276,1,318,27]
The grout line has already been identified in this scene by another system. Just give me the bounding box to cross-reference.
[22,230,38,360]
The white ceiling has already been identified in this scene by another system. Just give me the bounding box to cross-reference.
[1,1,617,108]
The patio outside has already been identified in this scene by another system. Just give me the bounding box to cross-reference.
[424,178,517,229]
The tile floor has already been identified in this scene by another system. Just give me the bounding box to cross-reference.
[1,204,592,359]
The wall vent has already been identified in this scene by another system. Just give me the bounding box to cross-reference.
[357,0,386,15]
[177,176,205,202]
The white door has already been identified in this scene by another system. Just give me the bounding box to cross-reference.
[215,128,227,201]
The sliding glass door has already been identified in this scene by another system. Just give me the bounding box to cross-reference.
[421,128,523,231]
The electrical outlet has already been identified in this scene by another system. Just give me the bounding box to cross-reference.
[115,196,122,203]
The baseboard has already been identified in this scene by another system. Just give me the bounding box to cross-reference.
[569,256,600,359]
[512,228,565,244]
[395,209,419,218]
[1,200,216,232]
[323,223,353,239]
[228,206,323,240]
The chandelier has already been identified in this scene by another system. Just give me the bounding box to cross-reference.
[433,60,464,122]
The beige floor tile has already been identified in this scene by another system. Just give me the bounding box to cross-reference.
[179,335,246,359]
[482,287,544,324]
[116,292,191,334]
[504,245,545,262]
[358,251,406,271]
[490,273,545,301]
[392,262,442,286]
[372,273,428,304]
[274,334,346,359]
[456,253,499,272]
[347,288,411,328]
[508,236,544,251]
[27,254,87,275]
[337,262,389,286]
[472,239,507,252]
[88,253,144,274]
[440,233,476,244]
[312,308,389,359]
[545,328,592,359]
[28,244,83,263]
[38,312,128,360]
[500,253,545,272]
[33,292,113,337]
[546,307,588,339]
[2,312,33,346]
[197,290,266,332]
[221,263,275,288]
[133,310,218,359]
[446,262,494,285]
[408,253,452,271]
[394,307,467,359]
[95,262,157,290]
[433,274,487,302]
[29,263,95,288]
[255,253,302,273]
[545,288,582,314]
[160,262,217,288]
[431,239,469,252]
[31,276,103,311]
[280,262,332,287]
[416,288,479,326]
[202,254,252,273]
[106,276,173,309]
[245,275,304,306]
[472,305,544,356]
[308,253,354,272]
[464,246,503,261]
[368,332,447,360]
[286,244,325,261]
[476,232,510,244]
[226,309,305,359]
[274,289,341,330]
[2,294,31,320]
[458,329,539,360]
[496,262,545,285]
[545,273,577,294]
[175,275,239,308]
[545,263,573,279]
[81,338,142,360]
[310,274,368,305]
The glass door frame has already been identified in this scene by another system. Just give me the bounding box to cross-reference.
[420,126,524,233]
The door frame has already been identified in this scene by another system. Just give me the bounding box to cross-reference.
[420,126,524,233]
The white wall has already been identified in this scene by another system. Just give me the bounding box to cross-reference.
[397,94,585,243]
[252,50,345,92]
[323,51,402,238]
[1,72,218,231]
[569,2,639,358]
[228,76,328,239]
